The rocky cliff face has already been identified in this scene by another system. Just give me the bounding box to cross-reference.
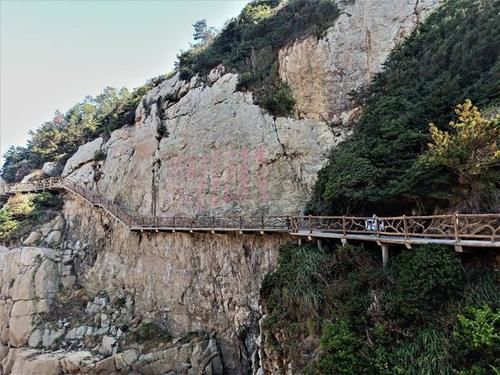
[0,1,442,373]
[65,69,341,218]
[62,196,286,373]
[0,201,285,374]
[279,0,441,125]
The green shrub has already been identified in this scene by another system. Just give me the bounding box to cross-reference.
[93,150,106,161]
[261,243,333,321]
[453,305,500,373]
[237,71,255,90]
[32,192,64,210]
[390,244,464,318]
[318,320,367,374]
[260,243,499,374]
[455,305,500,351]
[462,272,500,307]
[261,84,296,118]
[392,328,454,375]
[0,208,18,239]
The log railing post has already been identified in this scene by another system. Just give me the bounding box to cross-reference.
[342,216,346,237]
[239,216,243,229]
[454,213,459,242]
[403,215,408,240]
[212,216,215,229]
[261,216,265,230]
[309,215,312,234]
[173,216,176,229]
[375,215,380,237]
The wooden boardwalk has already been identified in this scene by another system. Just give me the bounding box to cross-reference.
[1,177,499,263]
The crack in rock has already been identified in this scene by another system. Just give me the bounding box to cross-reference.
[270,117,308,196]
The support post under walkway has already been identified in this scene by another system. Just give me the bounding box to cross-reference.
[381,243,389,267]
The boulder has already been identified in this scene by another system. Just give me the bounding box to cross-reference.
[20,170,44,183]
[23,231,41,246]
[42,162,63,177]
[45,231,62,246]
[100,336,116,356]
[62,137,103,176]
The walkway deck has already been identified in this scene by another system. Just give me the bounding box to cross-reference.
[1,178,499,253]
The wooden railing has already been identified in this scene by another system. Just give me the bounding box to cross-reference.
[291,215,500,243]
[0,177,64,195]
[0,178,499,245]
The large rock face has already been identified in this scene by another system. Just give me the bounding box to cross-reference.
[0,246,60,349]
[67,71,342,218]
[63,137,104,177]
[61,196,287,374]
[279,0,442,124]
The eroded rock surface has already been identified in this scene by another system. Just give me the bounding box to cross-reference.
[279,0,441,124]
[60,196,286,373]
[67,71,342,218]
[2,335,222,375]
[0,246,60,349]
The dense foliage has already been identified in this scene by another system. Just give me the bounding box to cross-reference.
[0,192,63,241]
[308,0,500,215]
[389,244,464,319]
[1,80,162,183]
[176,0,340,116]
[261,243,500,374]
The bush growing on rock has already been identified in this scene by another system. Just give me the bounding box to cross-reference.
[261,84,296,118]
[261,243,334,322]
[454,305,500,370]
[93,150,107,162]
[388,244,465,319]
[0,207,18,238]
[318,320,367,374]
[261,242,497,374]
[0,192,63,241]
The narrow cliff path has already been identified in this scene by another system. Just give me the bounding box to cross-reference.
[1,177,498,265]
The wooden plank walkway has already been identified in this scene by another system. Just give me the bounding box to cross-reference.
[1,178,499,255]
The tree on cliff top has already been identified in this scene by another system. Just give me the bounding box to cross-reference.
[420,100,500,211]
[192,19,217,47]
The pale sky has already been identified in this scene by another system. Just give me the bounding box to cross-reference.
[0,0,248,161]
